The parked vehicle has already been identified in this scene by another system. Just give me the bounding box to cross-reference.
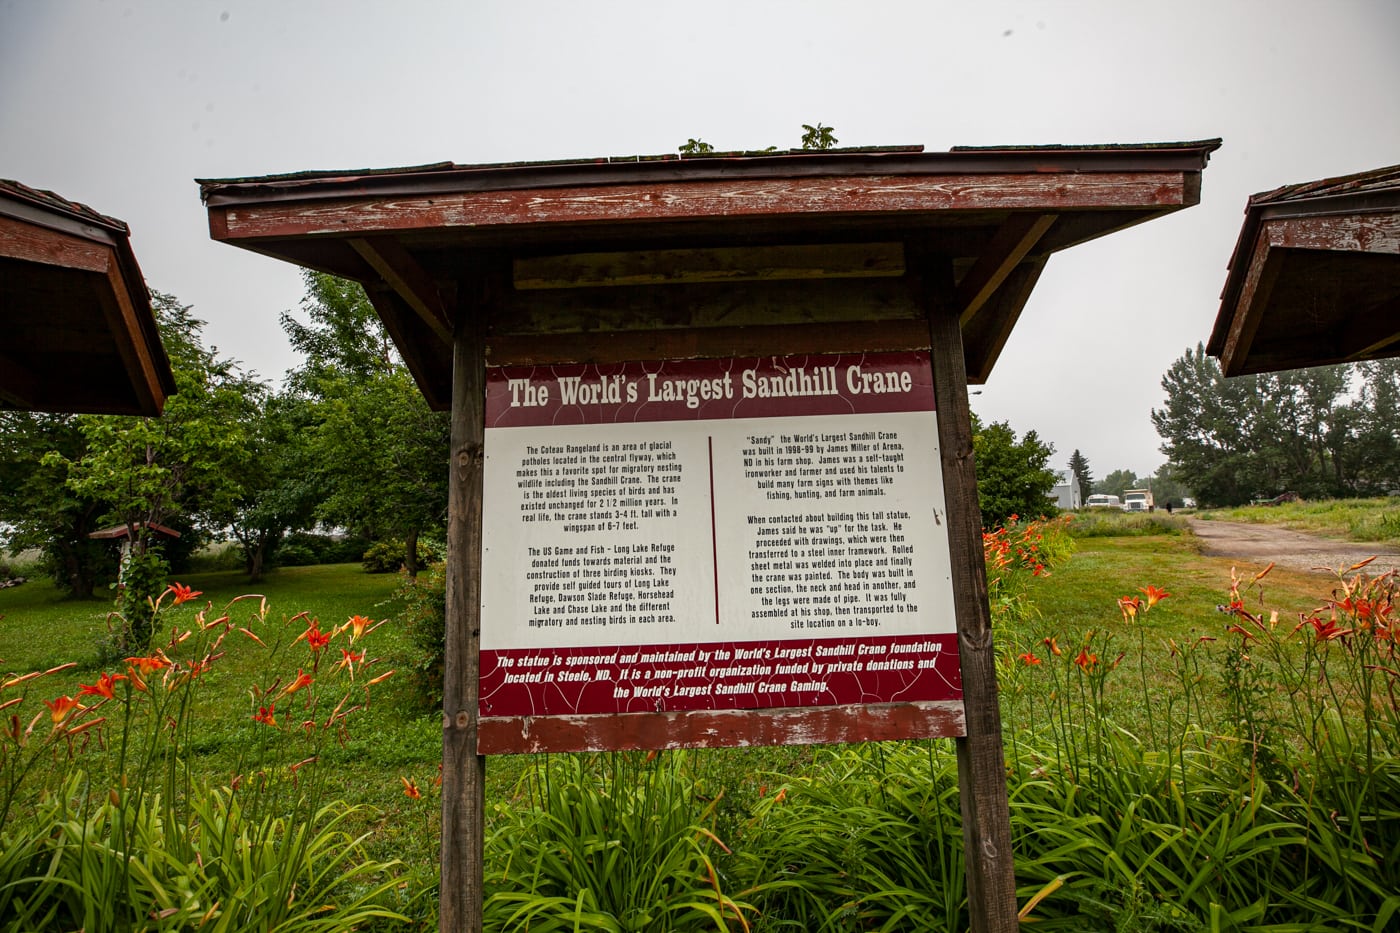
[1123,489,1155,512]
[1085,494,1123,509]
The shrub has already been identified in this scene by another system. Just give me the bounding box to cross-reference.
[362,539,442,574]
[393,561,446,707]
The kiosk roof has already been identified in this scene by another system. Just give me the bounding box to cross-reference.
[200,140,1220,408]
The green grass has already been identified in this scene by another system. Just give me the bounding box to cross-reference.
[1197,495,1400,543]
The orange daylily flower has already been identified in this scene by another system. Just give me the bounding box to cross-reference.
[335,648,365,678]
[1140,585,1171,609]
[168,582,203,605]
[126,653,171,676]
[401,776,422,799]
[344,615,374,642]
[78,671,127,700]
[1118,596,1142,622]
[1018,652,1042,666]
[280,669,314,697]
[1073,648,1098,671]
[1043,636,1062,656]
[253,704,277,727]
[44,695,84,724]
[297,621,331,653]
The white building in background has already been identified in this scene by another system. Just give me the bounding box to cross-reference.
[1048,481,1082,510]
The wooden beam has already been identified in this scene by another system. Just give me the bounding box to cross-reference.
[955,214,1055,326]
[486,319,931,366]
[493,275,922,337]
[0,214,112,272]
[960,259,1049,384]
[919,250,1019,932]
[513,242,905,289]
[1265,212,1400,255]
[96,263,165,415]
[210,172,1193,242]
[479,701,965,755]
[1219,233,1285,377]
[350,236,453,343]
[442,283,487,933]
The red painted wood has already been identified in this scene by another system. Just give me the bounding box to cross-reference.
[212,173,1191,241]
[478,701,966,755]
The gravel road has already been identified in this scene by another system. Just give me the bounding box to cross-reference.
[1188,518,1400,576]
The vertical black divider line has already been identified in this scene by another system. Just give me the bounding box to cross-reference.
[709,436,720,624]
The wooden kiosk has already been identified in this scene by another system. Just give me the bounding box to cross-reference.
[200,140,1218,932]
[1,178,174,415]
[1211,163,1400,374]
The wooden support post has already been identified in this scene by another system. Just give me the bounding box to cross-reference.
[921,254,1019,932]
[441,293,487,933]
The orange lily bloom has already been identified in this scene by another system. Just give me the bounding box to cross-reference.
[168,582,203,605]
[1073,648,1098,671]
[335,648,366,678]
[1139,585,1171,609]
[253,704,277,727]
[1043,636,1062,656]
[1018,652,1042,666]
[77,672,127,700]
[1118,596,1142,622]
[345,615,374,642]
[401,776,422,799]
[280,669,314,697]
[44,695,84,724]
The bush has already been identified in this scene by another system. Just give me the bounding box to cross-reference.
[278,531,373,567]
[1067,510,1189,538]
[393,561,446,707]
[362,539,441,574]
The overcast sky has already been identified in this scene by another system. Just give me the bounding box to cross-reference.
[3,0,1398,480]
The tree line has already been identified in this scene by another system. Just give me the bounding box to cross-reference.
[1152,345,1400,507]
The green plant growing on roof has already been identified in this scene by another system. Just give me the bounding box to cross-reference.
[800,123,838,150]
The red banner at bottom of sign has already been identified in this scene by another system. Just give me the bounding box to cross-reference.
[479,633,961,718]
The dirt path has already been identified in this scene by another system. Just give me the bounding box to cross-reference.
[1188,518,1400,576]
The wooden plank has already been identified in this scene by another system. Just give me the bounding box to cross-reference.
[362,287,452,410]
[513,242,906,289]
[1265,212,1400,255]
[479,701,965,755]
[95,262,165,415]
[210,172,1193,242]
[441,289,487,933]
[350,236,453,342]
[494,276,923,335]
[956,215,1055,326]
[920,251,1018,932]
[486,319,931,366]
[0,214,112,272]
[960,260,1048,384]
[1219,233,1284,377]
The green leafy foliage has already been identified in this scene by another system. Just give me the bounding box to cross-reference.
[486,752,751,932]
[971,413,1059,526]
[679,138,714,155]
[800,123,838,150]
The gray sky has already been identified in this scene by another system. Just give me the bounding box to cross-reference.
[3,0,1398,481]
